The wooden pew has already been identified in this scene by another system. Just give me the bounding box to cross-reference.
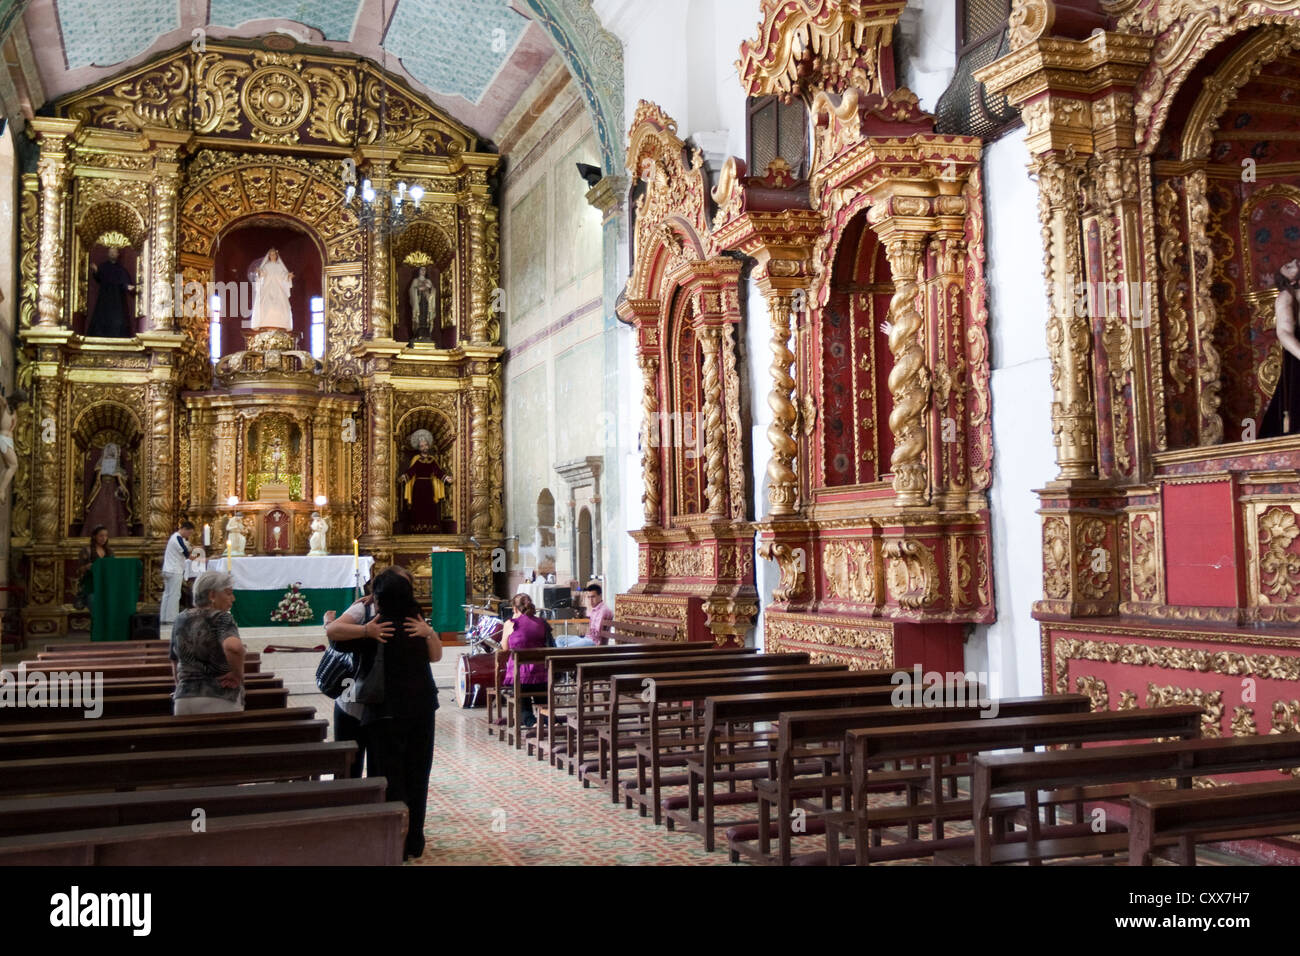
[1128,779,1300,866]
[600,619,681,644]
[0,706,318,737]
[20,658,263,676]
[0,717,327,761]
[492,641,709,748]
[836,707,1204,865]
[43,640,167,652]
[538,648,761,766]
[729,695,1092,865]
[600,668,895,804]
[551,652,797,774]
[583,664,847,791]
[10,675,280,698]
[971,731,1300,865]
[655,679,983,848]
[0,740,357,797]
[0,686,289,723]
[0,803,407,865]
[0,778,389,838]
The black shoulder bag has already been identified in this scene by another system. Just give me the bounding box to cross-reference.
[315,603,370,699]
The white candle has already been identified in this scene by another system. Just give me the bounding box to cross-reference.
[203,523,211,546]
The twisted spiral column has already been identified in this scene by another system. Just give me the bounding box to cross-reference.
[765,293,798,515]
[700,326,726,516]
[884,236,930,506]
[638,355,661,526]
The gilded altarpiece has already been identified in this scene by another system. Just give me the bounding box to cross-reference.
[729,0,995,671]
[616,103,757,645]
[12,42,505,637]
[979,1,1300,810]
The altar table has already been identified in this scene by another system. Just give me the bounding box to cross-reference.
[225,555,375,628]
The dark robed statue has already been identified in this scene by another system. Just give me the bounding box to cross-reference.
[398,428,452,533]
[87,246,136,338]
[1262,258,1300,438]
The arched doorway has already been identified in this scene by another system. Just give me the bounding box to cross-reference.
[577,506,593,586]
[212,218,324,357]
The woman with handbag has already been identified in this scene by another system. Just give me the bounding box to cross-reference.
[322,585,390,779]
[502,593,549,730]
[325,566,441,860]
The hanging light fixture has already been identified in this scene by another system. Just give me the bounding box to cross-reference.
[344,0,424,233]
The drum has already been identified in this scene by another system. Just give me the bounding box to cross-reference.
[456,651,503,708]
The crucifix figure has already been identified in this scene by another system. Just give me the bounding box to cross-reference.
[270,438,285,482]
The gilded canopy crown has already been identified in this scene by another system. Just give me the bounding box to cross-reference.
[736,0,908,102]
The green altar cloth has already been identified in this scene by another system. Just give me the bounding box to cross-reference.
[231,587,356,628]
[90,557,141,642]
[430,550,466,633]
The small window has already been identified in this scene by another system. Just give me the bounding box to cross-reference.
[935,0,1019,141]
[310,295,325,359]
[209,294,222,364]
[747,95,808,179]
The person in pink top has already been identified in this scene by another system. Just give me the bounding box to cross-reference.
[583,583,613,644]
[502,593,549,728]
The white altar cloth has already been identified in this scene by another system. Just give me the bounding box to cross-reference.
[226,554,375,591]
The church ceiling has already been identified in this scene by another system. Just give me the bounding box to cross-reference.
[21,0,553,138]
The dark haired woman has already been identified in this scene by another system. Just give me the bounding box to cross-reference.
[1261,259,1300,439]
[349,566,441,861]
[75,525,113,610]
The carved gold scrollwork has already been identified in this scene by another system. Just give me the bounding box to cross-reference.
[1258,506,1300,605]
[883,539,937,609]
[758,541,806,603]
[1075,675,1110,712]
[1184,170,1223,446]
[1147,682,1223,738]
[1076,518,1112,601]
[823,539,875,604]
[639,355,661,526]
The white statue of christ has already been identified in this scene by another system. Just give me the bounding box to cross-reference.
[249,248,294,330]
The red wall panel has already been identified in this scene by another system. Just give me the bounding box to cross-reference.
[1162,479,1242,607]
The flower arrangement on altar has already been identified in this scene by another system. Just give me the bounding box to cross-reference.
[271,582,314,624]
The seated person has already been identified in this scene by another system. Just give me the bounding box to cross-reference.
[502,593,549,729]
[169,570,245,715]
[555,582,613,648]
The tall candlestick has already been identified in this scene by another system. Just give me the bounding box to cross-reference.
[226,552,231,572]
[353,538,359,571]
[203,523,211,546]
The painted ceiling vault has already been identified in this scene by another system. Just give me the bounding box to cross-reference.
[22,0,555,138]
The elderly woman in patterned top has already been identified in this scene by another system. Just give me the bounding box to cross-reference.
[169,569,246,715]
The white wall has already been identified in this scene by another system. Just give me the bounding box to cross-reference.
[969,125,1054,697]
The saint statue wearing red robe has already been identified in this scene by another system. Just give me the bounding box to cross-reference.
[399,429,451,533]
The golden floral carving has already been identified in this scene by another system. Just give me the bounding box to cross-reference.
[1129,512,1160,603]
[823,539,875,604]
[638,355,661,526]
[765,617,894,663]
[1043,515,1071,599]
[1155,180,1191,391]
[1258,506,1300,605]
[1146,682,1223,738]
[1118,689,1139,711]
[1185,170,1223,445]
[1052,636,1300,698]
[1076,518,1111,601]
[1232,706,1257,737]
[1075,675,1110,712]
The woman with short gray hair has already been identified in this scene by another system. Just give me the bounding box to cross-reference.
[169,569,246,715]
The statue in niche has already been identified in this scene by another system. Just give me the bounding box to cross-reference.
[398,428,452,533]
[249,249,295,331]
[1262,258,1300,438]
[308,512,330,556]
[88,246,137,338]
[409,266,437,340]
[79,442,133,538]
[226,513,249,557]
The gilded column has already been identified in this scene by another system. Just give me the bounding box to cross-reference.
[146,382,177,541]
[369,163,394,340]
[639,354,661,526]
[466,196,490,344]
[1185,166,1223,447]
[33,123,76,329]
[699,325,727,516]
[883,235,931,506]
[366,385,393,539]
[150,145,183,331]
[31,377,61,545]
[469,385,491,537]
[765,292,799,515]
[1034,157,1098,480]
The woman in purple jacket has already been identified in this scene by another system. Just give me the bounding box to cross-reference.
[502,593,548,728]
